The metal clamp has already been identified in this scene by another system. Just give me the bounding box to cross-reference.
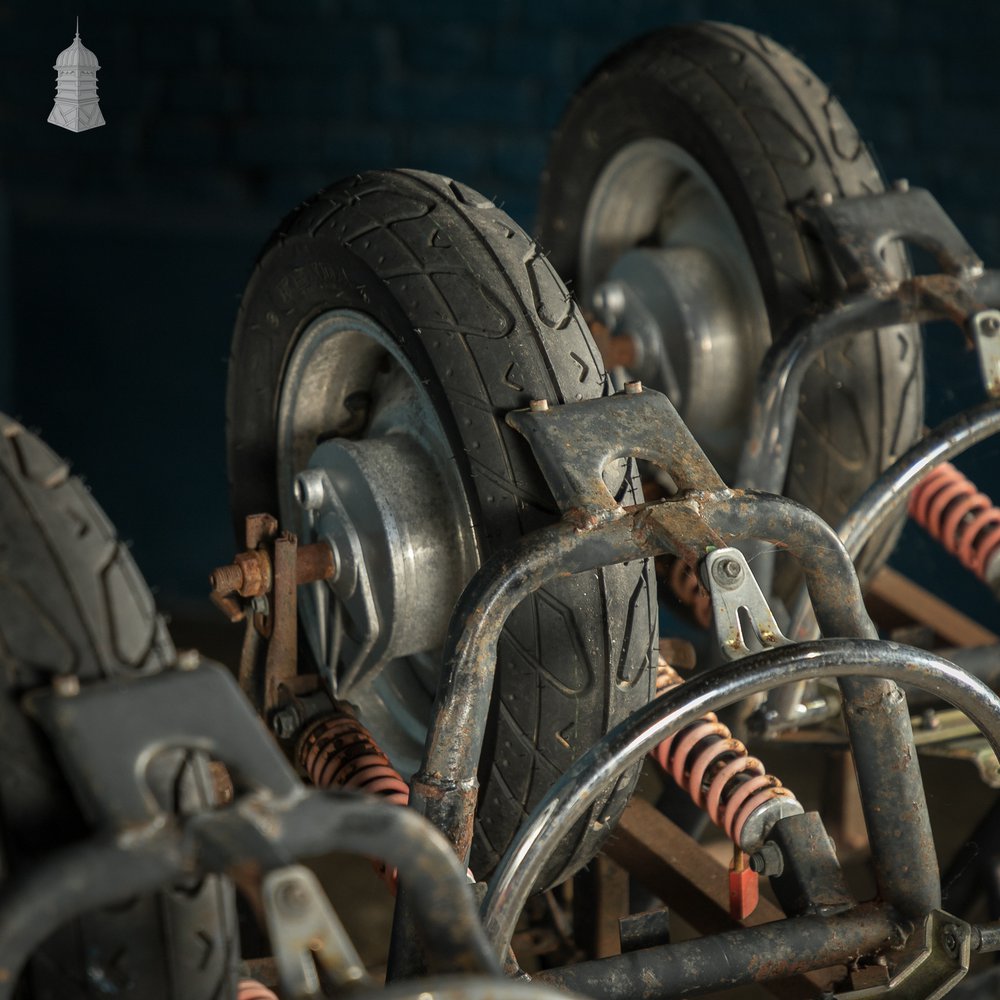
[702,548,790,660]
[970,309,1000,398]
[835,910,970,999]
[262,865,370,999]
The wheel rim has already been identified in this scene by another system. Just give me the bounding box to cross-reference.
[581,138,770,476]
[276,309,479,775]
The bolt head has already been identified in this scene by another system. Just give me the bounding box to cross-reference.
[295,470,326,511]
[52,674,80,697]
[276,879,309,916]
[712,557,743,588]
[893,178,910,193]
[176,649,199,671]
[980,313,1000,336]
[592,281,627,320]
[272,705,300,740]
[529,398,549,412]
[624,380,643,395]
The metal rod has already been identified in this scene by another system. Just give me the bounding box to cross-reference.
[973,920,1000,954]
[536,905,900,1000]
[480,638,1000,954]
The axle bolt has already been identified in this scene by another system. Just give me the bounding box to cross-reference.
[294,470,326,511]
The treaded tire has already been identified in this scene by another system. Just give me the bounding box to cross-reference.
[538,22,924,585]
[0,415,237,999]
[227,169,657,889]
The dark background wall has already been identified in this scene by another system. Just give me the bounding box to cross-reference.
[1,0,998,626]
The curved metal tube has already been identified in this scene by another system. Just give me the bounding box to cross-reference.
[481,638,1000,955]
[736,293,904,494]
[404,486,936,928]
[0,790,500,994]
[735,272,1000,496]
[787,399,1000,642]
[0,833,186,995]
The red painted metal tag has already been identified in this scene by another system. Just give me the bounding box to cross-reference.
[728,849,759,921]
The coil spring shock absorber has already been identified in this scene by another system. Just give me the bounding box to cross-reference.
[238,980,279,1000]
[651,661,802,859]
[909,462,1000,590]
[297,711,409,888]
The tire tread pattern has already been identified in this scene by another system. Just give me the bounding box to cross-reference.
[0,416,236,999]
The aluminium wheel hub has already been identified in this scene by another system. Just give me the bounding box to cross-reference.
[276,309,478,774]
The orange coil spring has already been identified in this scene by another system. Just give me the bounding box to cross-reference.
[651,665,793,847]
[299,713,410,807]
[668,558,712,629]
[238,980,279,1000]
[909,462,1000,583]
[298,712,409,890]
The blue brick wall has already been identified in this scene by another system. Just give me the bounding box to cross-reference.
[3,0,999,623]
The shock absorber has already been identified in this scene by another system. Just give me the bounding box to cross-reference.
[651,661,802,860]
[909,462,1000,591]
[297,711,410,888]
[298,712,410,805]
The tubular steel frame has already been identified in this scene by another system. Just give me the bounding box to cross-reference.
[5,187,1000,1000]
[393,188,1000,993]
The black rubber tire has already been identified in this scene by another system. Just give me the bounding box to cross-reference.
[0,415,237,999]
[538,22,924,587]
[227,169,657,889]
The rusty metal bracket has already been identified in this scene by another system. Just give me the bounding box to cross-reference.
[702,547,790,659]
[506,384,724,525]
[834,910,970,999]
[211,513,335,714]
[798,186,983,291]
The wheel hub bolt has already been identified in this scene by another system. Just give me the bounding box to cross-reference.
[295,469,327,510]
[592,281,627,322]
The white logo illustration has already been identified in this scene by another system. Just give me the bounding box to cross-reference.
[48,18,105,132]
